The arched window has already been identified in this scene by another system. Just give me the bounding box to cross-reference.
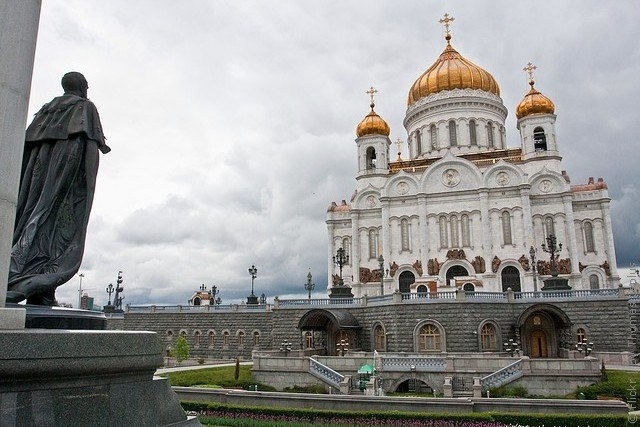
[208,331,215,347]
[469,120,477,145]
[237,331,245,346]
[499,126,505,149]
[305,331,314,349]
[449,120,457,147]
[368,229,378,259]
[253,331,260,347]
[417,285,428,293]
[430,124,438,150]
[463,283,475,292]
[166,330,174,340]
[480,323,497,351]
[502,211,512,245]
[439,216,448,248]
[461,214,470,247]
[342,238,351,265]
[450,215,459,247]
[180,330,187,339]
[584,222,595,253]
[374,325,386,351]
[446,265,469,286]
[418,324,442,352]
[501,266,521,292]
[194,331,201,346]
[589,274,599,290]
[533,127,547,151]
[223,331,230,347]
[401,218,410,251]
[487,122,495,148]
[399,271,415,293]
[577,328,586,343]
[544,216,555,238]
[415,129,422,155]
[366,146,376,169]
[193,297,201,306]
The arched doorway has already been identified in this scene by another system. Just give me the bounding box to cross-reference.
[518,304,570,358]
[501,266,521,292]
[399,271,415,293]
[530,330,548,358]
[445,265,469,286]
[298,309,362,355]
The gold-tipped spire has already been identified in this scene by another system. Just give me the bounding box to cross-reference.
[356,86,390,137]
[439,13,455,43]
[516,62,555,119]
[395,137,403,161]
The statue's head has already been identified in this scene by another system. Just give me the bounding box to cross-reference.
[61,72,88,98]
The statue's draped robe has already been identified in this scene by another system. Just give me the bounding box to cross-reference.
[7,93,109,305]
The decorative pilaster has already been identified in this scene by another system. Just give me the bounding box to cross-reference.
[479,191,492,265]
[351,212,361,284]
[381,200,391,264]
[600,203,620,284]
[418,196,429,276]
[562,195,580,276]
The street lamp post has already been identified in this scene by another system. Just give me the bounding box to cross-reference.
[378,254,385,296]
[333,248,349,286]
[529,246,538,292]
[210,285,221,306]
[503,338,519,357]
[541,234,562,277]
[336,339,349,356]
[304,269,315,300]
[575,338,594,357]
[247,265,258,305]
[279,340,292,356]
[105,283,114,307]
[77,273,85,309]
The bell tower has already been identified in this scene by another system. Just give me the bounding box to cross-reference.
[355,87,391,179]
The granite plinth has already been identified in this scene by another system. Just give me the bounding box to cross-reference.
[329,286,354,299]
[0,330,200,426]
[541,276,571,291]
[6,303,107,329]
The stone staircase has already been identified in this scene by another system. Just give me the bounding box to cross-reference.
[480,358,525,391]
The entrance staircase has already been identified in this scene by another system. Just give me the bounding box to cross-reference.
[308,357,345,392]
[480,358,524,391]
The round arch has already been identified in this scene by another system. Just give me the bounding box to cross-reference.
[399,271,415,293]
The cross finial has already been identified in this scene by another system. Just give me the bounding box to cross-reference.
[523,62,537,85]
[395,137,403,161]
[439,13,455,40]
[366,86,378,107]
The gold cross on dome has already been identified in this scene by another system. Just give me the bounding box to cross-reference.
[395,137,403,154]
[366,86,378,104]
[523,62,537,83]
[439,13,455,37]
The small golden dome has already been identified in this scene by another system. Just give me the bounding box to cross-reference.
[356,102,390,137]
[516,81,555,119]
[407,35,500,107]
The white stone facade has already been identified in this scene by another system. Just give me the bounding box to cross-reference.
[327,61,620,298]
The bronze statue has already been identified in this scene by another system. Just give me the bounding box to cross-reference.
[7,72,110,305]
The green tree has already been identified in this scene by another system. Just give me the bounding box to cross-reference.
[174,335,190,364]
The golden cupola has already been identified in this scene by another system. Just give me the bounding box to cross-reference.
[356,88,390,137]
[407,20,500,107]
[516,80,555,119]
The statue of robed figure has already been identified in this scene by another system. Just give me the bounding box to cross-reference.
[6,72,110,305]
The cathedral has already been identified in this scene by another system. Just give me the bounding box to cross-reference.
[326,14,620,298]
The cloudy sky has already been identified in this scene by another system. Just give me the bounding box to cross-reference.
[26,1,640,307]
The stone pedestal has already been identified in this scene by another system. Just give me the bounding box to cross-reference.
[541,276,571,291]
[0,330,200,426]
[329,285,354,299]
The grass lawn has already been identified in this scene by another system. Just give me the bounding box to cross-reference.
[161,365,274,390]
[574,368,640,400]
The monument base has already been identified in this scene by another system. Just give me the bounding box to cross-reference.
[6,303,107,330]
[541,276,572,291]
[0,330,200,426]
[329,285,354,299]
[0,307,26,330]
[247,295,259,305]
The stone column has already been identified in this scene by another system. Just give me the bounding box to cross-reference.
[562,195,580,276]
[479,191,492,264]
[521,188,533,247]
[600,202,620,285]
[381,199,390,264]
[418,196,429,276]
[327,223,335,292]
[351,212,360,284]
[0,1,41,327]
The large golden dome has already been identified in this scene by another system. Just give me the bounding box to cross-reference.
[516,81,555,119]
[356,102,390,137]
[407,35,500,107]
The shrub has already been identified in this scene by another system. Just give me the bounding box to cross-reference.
[488,384,527,398]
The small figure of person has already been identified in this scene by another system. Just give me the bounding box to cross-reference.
[7,72,110,305]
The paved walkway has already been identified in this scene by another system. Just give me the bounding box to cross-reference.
[607,364,640,372]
